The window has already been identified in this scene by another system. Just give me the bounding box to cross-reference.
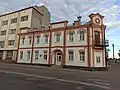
[11,18,17,24]
[20,51,23,59]
[68,50,74,61]
[27,51,31,60]
[56,34,60,42]
[10,29,16,34]
[1,31,6,35]
[2,20,8,26]
[79,51,85,61]
[22,38,25,45]
[96,56,101,63]
[43,51,47,60]
[36,36,40,44]
[35,51,39,60]
[44,35,48,43]
[69,32,74,42]
[8,40,14,46]
[79,31,84,41]
[21,15,28,22]
[0,41,4,48]
[29,37,32,44]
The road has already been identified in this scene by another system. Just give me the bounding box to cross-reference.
[0,63,119,90]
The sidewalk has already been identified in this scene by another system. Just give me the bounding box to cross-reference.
[0,62,91,73]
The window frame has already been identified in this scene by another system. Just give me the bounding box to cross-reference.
[27,51,31,60]
[36,36,40,44]
[21,15,28,22]
[79,31,85,41]
[96,56,101,63]
[55,34,60,43]
[10,29,16,34]
[43,51,47,60]
[11,18,17,24]
[8,40,14,46]
[2,20,8,26]
[68,50,74,61]
[1,30,6,35]
[79,51,85,62]
[69,32,74,42]
[35,51,39,60]
[20,51,23,59]
[44,35,48,44]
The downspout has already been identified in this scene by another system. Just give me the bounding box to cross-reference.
[31,31,35,64]
[87,25,90,69]
[49,28,52,66]
[16,34,20,63]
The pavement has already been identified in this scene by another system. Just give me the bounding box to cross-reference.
[0,63,119,90]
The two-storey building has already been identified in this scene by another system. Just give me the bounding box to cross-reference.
[0,5,50,61]
[17,13,108,69]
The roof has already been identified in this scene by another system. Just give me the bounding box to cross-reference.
[50,20,68,25]
[0,5,43,17]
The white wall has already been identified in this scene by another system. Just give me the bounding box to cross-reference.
[94,50,103,67]
[17,49,32,63]
[66,28,87,46]
[32,48,49,64]
[51,31,64,46]
[19,34,33,48]
[65,47,88,67]
[34,33,50,47]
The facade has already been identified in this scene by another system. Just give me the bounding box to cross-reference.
[17,13,108,68]
[0,5,50,61]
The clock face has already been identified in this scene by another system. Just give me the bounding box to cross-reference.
[95,18,100,23]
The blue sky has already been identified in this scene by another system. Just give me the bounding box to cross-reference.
[0,0,120,58]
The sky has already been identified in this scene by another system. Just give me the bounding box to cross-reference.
[0,0,120,58]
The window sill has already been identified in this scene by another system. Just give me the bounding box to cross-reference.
[78,40,85,42]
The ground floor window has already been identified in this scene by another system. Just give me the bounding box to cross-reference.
[96,56,101,63]
[27,51,31,60]
[43,51,47,60]
[35,51,39,60]
[6,51,13,59]
[79,51,85,62]
[68,50,74,61]
[20,51,23,59]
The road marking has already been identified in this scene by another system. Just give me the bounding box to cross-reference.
[93,81,110,86]
[0,69,111,90]
[88,78,110,83]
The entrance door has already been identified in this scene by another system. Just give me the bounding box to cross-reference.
[56,52,62,65]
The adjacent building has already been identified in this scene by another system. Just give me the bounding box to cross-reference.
[17,13,108,68]
[0,5,50,61]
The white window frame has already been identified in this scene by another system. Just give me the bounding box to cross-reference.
[29,37,32,45]
[44,35,48,44]
[96,56,101,63]
[8,40,14,46]
[22,38,25,45]
[36,36,40,44]
[69,32,74,42]
[68,50,74,61]
[55,34,60,43]
[27,51,31,60]
[78,31,85,41]
[20,51,23,59]
[79,51,85,62]
[43,51,47,60]
[35,51,39,60]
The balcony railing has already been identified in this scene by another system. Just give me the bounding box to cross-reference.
[94,39,109,47]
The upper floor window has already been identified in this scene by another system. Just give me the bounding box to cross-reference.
[79,51,85,62]
[22,38,25,45]
[1,30,6,35]
[21,15,28,22]
[2,20,8,26]
[36,36,40,44]
[68,50,74,61]
[55,34,60,43]
[11,18,17,24]
[44,35,48,43]
[10,29,16,34]
[29,37,32,44]
[0,41,4,48]
[8,40,14,46]
[78,31,85,41]
[69,32,74,42]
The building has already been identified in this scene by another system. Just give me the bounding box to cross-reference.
[0,5,50,61]
[17,13,108,68]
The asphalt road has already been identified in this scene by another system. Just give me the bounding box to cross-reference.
[0,63,119,90]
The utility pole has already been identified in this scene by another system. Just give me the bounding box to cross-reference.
[112,44,115,63]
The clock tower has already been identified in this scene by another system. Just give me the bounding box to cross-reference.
[89,13,104,25]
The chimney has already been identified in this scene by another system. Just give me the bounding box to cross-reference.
[77,16,82,25]
[73,21,79,26]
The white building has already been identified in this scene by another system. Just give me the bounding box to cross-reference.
[17,13,108,69]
